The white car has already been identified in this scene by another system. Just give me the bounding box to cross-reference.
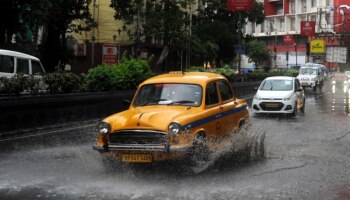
[252,76,305,115]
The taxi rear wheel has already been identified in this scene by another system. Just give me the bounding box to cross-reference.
[248,131,265,161]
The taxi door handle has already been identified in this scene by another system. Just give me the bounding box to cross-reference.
[219,106,224,110]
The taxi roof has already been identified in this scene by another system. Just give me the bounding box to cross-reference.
[141,72,226,85]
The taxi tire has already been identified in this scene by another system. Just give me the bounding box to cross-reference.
[189,134,209,168]
[101,155,122,172]
[248,131,265,161]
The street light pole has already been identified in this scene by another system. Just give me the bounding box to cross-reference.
[274,30,277,68]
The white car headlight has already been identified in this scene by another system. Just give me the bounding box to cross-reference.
[168,122,182,135]
[98,122,111,134]
[254,96,261,100]
[332,80,336,84]
[344,81,348,84]
[283,95,292,101]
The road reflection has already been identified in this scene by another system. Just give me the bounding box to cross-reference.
[329,82,350,114]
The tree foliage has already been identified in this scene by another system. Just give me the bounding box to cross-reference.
[0,0,96,72]
[192,0,265,65]
[246,40,271,68]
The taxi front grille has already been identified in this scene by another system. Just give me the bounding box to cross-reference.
[259,102,284,111]
[108,130,169,145]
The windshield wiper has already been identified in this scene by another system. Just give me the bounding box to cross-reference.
[140,99,169,106]
[167,100,195,105]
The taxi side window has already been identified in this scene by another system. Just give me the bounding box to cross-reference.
[218,80,233,101]
[17,58,29,74]
[205,82,219,106]
[0,55,14,73]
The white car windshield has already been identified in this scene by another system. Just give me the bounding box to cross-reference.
[299,68,318,75]
[133,83,202,107]
[260,79,293,91]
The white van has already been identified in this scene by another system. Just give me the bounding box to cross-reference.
[0,49,45,78]
[297,63,325,91]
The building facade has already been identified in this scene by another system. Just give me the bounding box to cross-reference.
[245,0,350,71]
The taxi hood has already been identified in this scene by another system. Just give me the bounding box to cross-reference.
[105,106,196,131]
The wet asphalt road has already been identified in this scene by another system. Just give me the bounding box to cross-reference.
[1,80,350,200]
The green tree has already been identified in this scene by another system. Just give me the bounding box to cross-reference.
[246,40,271,69]
[40,0,96,72]
[110,0,192,70]
[0,0,96,72]
[191,0,264,66]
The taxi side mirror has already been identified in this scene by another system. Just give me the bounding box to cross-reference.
[122,99,131,106]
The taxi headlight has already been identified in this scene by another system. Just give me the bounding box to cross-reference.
[98,122,111,134]
[168,122,182,135]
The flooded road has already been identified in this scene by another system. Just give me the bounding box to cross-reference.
[1,80,350,200]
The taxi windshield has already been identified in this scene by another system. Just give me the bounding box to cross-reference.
[133,83,202,107]
[260,79,293,91]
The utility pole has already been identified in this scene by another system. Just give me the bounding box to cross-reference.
[91,0,96,67]
[238,12,242,73]
[136,6,140,57]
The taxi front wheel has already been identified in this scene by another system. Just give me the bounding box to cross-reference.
[189,134,209,167]
[101,154,122,172]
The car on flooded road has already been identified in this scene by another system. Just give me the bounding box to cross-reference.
[251,76,305,116]
[93,71,258,172]
[332,72,348,85]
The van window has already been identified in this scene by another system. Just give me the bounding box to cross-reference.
[0,55,14,73]
[17,58,29,74]
[32,60,44,75]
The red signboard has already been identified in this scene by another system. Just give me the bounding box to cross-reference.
[102,44,118,64]
[283,35,295,45]
[227,0,253,12]
[300,21,316,36]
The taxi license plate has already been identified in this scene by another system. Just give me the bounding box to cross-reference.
[266,103,278,108]
[121,154,152,163]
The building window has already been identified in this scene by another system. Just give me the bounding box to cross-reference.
[290,18,295,31]
[290,0,295,14]
[276,4,283,15]
[301,0,307,13]
[261,22,265,33]
[311,0,316,8]
[280,19,285,32]
[310,15,316,22]
[252,22,255,33]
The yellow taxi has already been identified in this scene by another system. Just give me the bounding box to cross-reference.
[93,71,250,169]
